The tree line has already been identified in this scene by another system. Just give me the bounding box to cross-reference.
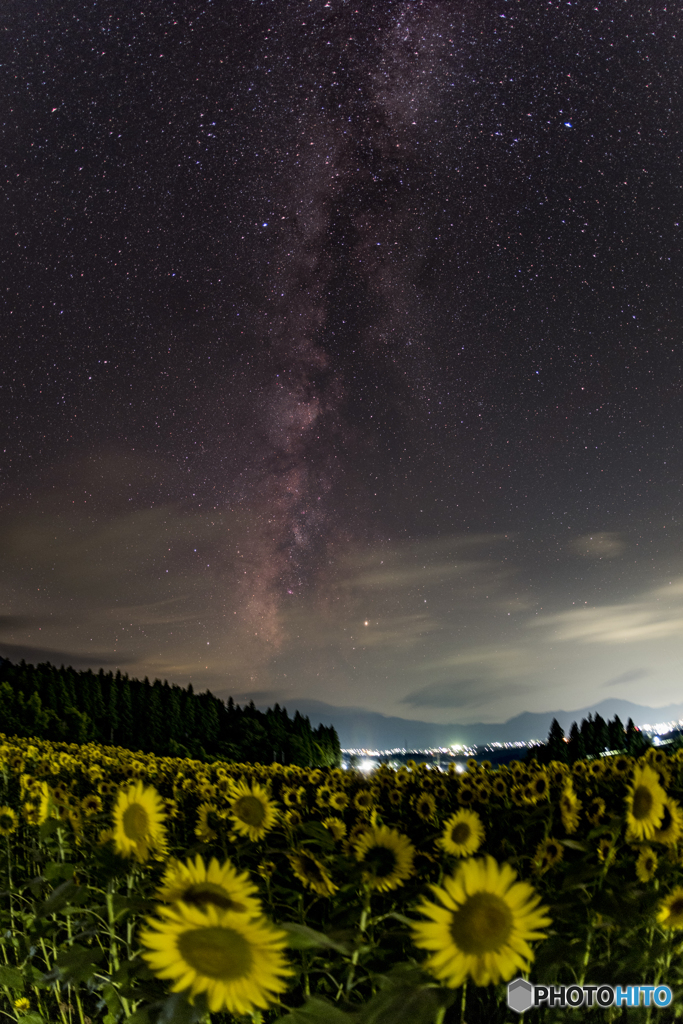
[531,711,656,764]
[0,656,341,767]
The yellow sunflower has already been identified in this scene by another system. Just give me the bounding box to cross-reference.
[321,816,347,841]
[315,786,333,809]
[354,790,374,814]
[388,788,403,808]
[139,902,293,1015]
[438,809,485,858]
[625,764,666,842]
[412,791,435,822]
[458,783,476,806]
[529,773,550,802]
[81,794,103,817]
[354,825,415,892]
[22,801,40,825]
[559,783,581,834]
[586,797,606,828]
[411,855,551,987]
[228,781,278,842]
[329,790,348,812]
[0,806,18,836]
[653,796,683,847]
[288,851,337,897]
[533,838,564,875]
[657,887,683,930]
[112,782,167,862]
[635,845,658,883]
[492,777,507,798]
[283,809,302,829]
[597,831,616,865]
[157,855,262,917]
[38,783,61,824]
[195,803,222,844]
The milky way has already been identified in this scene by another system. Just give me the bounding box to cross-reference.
[1,0,682,727]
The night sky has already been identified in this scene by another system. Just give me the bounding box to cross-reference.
[2,0,682,733]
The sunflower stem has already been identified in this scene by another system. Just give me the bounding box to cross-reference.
[106,883,132,1019]
[459,980,467,1022]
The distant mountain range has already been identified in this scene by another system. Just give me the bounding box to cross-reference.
[266,698,683,750]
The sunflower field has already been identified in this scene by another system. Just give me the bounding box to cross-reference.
[1,735,683,1023]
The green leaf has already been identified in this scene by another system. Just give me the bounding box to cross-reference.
[54,944,105,983]
[125,1011,150,1024]
[20,1014,44,1024]
[280,922,350,954]
[43,862,75,882]
[273,996,358,1023]
[0,963,25,992]
[156,992,208,1024]
[561,839,589,852]
[37,879,82,917]
[359,984,445,1024]
[102,982,124,1017]
[38,818,61,841]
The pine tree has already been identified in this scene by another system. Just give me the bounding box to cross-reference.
[118,677,134,746]
[608,714,626,752]
[580,715,595,756]
[567,721,586,763]
[593,713,609,755]
[546,718,568,762]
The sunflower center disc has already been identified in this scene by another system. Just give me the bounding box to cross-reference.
[178,925,253,980]
[669,899,683,921]
[122,803,150,841]
[450,892,513,955]
[633,785,653,820]
[300,856,324,883]
[451,823,471,845]
[363,846,397,879]
[234,796,265,827]
[182,883,246,913]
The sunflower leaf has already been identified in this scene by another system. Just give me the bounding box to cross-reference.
[0,964,24,992]
[43,862,75,882]
[272,996,358,1023]
[280,922,350,953]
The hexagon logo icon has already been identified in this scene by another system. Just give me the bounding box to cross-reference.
[507,978,534,1013]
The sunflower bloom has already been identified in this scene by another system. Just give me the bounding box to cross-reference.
[195,803,222,843]
[322,816,347,841]
[329,791,348,812]
[112,782,167,862]
[157,855,262,917]
[415,792,437,822]
[653,797,683,847]
[533,838,563,875]
[288,851,337,897]
[412,855,551,987]
[37,783,61,824]
[354,825,415,892]
[228,781,278,842]
[559,783,581,834]
[635,846,658,883]
[139,902,293,1015]
[657,887,683,930]
[438,809,485,857]
[0,806,19,836]
[625,764,666,841]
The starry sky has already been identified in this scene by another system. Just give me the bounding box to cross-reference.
[1,0,682,734]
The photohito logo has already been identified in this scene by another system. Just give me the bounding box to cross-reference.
[507,978,673,1012]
